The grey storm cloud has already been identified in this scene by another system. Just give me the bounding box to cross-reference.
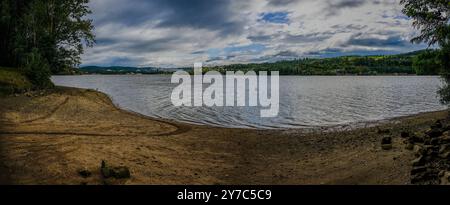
[247,34,274,42]
[282,33,333,43]
[267,0,298,6]
[326,0,368,16]
[250,50,299,62]
[121,37,181,53]
[206,55,237,63]
[331,24,369,32]
[346,35,409,47]
[331,0,367,8]
[91,0,244,35]
[248,32,333,44]
[273,50,299,57]
[82,0,427,67]
[95,36,180,53]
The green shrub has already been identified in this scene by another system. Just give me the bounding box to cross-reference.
[412,50,442,75]
[21,49,54,89]
[0,67,32,95]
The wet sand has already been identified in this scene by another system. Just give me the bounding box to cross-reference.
[0,87,447,185]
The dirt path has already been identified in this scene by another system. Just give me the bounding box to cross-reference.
[0,87,447,185]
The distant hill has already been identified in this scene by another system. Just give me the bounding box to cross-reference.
[204,49,441,75]
[80,66,162,74]
[79,66,193,74]
[394,49,431,57]
[78,49,441,75]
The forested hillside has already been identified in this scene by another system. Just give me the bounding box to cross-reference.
[204,50,442,76]
[81,50,442,76]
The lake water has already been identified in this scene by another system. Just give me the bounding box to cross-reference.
[52,75,447,129]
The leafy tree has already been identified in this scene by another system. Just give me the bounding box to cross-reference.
[0,0,94,88]
[401,0,450,103]
[401,0,450,46]
[413,49,442,75]
[22,48,53,89]
[0,0,31,67]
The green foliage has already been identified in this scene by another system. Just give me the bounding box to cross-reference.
[401,0,450,104]
[440,44,450,75]
[0,67,32,95]
[438,76,450,104]
[0,0,94,89]
[400,0,450,46]
[205,50,438,76]
[21,49,53,89]
[413,50,442,75]
[439,45,450,104]
[79,50,440,76]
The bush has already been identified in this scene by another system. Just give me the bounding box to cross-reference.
[0,67,32,95]
[412,50,442,75]
[21,49,54,89]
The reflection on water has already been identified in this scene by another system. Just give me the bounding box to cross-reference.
[52,75,446,129]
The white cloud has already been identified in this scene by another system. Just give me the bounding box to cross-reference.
[81,0,426,67]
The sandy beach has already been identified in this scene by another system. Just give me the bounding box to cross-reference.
[0,87,447,185]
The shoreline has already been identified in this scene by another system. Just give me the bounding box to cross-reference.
[54,73,442,77]
[103,87,449,132]
[0,86,448,185]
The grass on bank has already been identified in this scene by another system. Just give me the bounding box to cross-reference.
[0,67,33,96]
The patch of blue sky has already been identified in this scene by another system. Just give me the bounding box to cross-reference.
[260,12,289,24]
[223,44,266,54]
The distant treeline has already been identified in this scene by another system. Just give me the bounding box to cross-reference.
[82,49,443,76]
[204,50,443,76]
[79,66,183,75]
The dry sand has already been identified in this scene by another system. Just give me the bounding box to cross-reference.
[0,87,447,185]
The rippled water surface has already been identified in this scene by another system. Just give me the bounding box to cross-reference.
[52,75,446,129]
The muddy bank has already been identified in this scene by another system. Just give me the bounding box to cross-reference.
[0,87,448,185]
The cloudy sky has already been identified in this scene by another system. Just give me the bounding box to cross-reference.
[81,0,427,68]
